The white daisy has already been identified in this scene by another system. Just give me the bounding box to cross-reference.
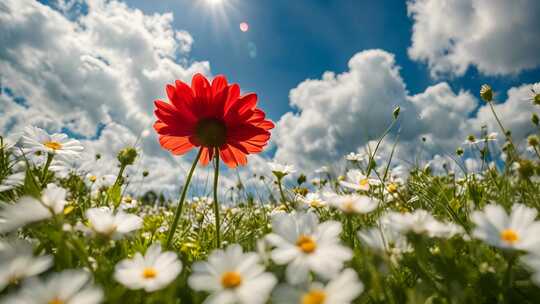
[21,126,83,158]
[358,225,412,256]
[345,152,365,162]
[272,268,364,304]
[521,253,540,286]
[1,269,103,304]
[339,169,381,192]
[299,193,327,209]
[114,244,182,292]
[383,210,464,238]
[266,212,352,284]
[528,83,540,105]
[85,207,142,239]
[0,183,68,233]
[0,171,25,192]
[268,162,296,178]
[0,241,53,291]
[188,244,277,304]
[471,203,540,251]
[330,194,378,215]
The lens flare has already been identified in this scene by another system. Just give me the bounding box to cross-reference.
[240,22,249,32]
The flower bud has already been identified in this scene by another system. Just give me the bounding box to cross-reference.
[117,147,138,166]
[528,135,539,147]
[532,113,539,126]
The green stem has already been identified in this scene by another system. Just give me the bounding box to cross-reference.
[212,147,221,249]
[165,148,203,249]
[504,254,516,303]
[277,178,290,211]
[113,165,126,187]
[488,102,515,153]
[41,153,54,186]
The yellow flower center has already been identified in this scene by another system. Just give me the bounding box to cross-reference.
[44,141,63,150]
[359,178,369,187]
[48,298,64,304]
[89,175,97,182]
[534,93,540,105]
[342,201,356,213]
[221,271,242,288]
[387,183,398,193]
[309,200,323,208]
[142,267,158,279]
[301,290,326,304]
[500,229,519,244]
[296,235,317,253]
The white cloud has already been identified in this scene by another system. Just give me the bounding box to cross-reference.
[0,0,209,138]
[273,49,538,173]
[407,0,540,77]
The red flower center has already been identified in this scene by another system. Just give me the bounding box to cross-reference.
[196,118,227,147]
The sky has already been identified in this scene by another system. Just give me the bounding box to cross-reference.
[1,0,540,196]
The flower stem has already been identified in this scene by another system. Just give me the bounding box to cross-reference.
[212,147,221,249]
[504,253,516,303]
[41,153,54,186]
[165,148,203,249]
[277,178,290,211]
[488,102,515,155]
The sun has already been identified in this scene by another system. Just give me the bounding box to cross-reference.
[206,0,224,5]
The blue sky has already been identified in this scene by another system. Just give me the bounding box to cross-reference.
[1,0,540,194]
[125,0,540,121]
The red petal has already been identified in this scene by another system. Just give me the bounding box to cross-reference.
[191,73,211,100]
[223,84,240,115]
[212,75,228,97]
[219,144,247,168]
[158,135,194,155]
[199,147,214,166]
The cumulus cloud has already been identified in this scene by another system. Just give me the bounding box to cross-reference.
[407,0,540,77]
[0,0,209,138]
[273,49,538,172]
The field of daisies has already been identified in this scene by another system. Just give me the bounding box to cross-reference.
[1,77,540,304]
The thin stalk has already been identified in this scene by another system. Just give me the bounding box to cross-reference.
[41,153,54,186]
[212,147,221,249]
[165,148,203,249]
[113,165,126,187]
[504,253,516,303]
[277,178,290,211]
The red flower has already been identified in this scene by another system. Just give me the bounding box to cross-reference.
[153,74,274,168]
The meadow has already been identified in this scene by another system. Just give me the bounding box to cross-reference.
[1,78,540,304]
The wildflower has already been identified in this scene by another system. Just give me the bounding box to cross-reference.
[114,244,182,292]
[21,126,83,158]
[272,269,364,304]
[153,74,274,168]
[339,169,381,191]
[521,253,540,286]
[330,194,378,214]
[345,152,365,162]
[0,171,25,192]
[528,135,539,147]
[268,162,296,179]
[480,84,493,102]
[117,146,138,166]
[0,241,53,291]
[358,225,412,257]
[298,193,327,209]
[0,183,68,233]
[528,83,540,105]
[85,207,142,239]
[471,203,540,251]
[383,210,464,238]
[188,244,277,304]
[266,212,352,284]
[1,270,103,304]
